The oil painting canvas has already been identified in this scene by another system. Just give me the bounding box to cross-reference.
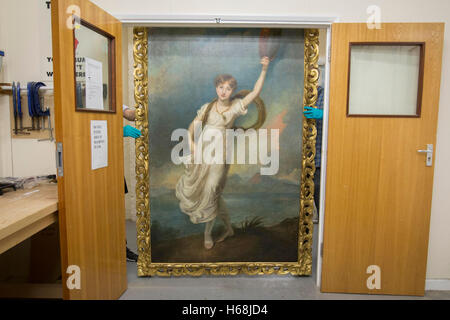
[146,27,305,264]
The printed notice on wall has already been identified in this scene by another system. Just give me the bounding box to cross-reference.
[91,120,108,170]
[39,0,53,81]
[85,57,103,110]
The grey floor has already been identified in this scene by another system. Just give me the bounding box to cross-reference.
[121,220,450,300]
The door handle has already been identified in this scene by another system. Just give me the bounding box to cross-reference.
[417,144,433,167]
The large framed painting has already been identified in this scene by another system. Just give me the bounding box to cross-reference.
[133,27,320,276]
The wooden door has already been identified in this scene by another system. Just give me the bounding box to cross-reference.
[51,0,126,299]
[321,23,444,296]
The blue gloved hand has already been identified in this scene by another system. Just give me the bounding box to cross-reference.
[303,106,323,119]
[123,125,141,138]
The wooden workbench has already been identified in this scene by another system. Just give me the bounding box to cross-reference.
[0,183,58,254]
[0,183,61,299]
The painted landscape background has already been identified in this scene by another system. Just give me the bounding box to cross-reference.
[147,28,304,262]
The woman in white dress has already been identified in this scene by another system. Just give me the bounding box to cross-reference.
[176,56,270,249]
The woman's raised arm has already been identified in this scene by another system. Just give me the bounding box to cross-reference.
[242,56,270,108]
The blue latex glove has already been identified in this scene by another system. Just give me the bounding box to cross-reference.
[303,106,323,119]
[123,125,141,138]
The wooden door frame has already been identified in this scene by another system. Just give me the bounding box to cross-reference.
[315,25,332,289]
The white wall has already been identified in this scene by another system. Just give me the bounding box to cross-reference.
[122,25,137,221]
[0,0,56,178]
[90,0,450,280]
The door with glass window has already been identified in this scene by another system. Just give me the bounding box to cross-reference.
[51,0,127,299]
[322,23,444,295]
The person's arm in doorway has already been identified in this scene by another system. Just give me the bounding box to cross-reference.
[123,105,136,121]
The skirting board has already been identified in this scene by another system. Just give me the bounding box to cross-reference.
[426,279,450,291]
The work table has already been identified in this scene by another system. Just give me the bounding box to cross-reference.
[0,183,58,254]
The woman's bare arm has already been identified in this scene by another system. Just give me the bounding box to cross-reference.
[242,57,270,108]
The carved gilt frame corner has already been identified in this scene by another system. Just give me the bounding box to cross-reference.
[134,27,319,277]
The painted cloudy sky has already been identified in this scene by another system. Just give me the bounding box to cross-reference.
[147,28,304,189]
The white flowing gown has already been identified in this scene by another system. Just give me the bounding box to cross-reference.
[175,98,248,224]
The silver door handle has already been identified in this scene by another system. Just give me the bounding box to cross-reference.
[417,144,433,167]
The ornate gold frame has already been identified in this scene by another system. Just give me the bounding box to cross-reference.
[134,27,319,277]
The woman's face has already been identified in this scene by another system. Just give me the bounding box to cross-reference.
[216,81,233,102]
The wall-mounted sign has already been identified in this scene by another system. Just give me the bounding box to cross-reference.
[39,0,53,81]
